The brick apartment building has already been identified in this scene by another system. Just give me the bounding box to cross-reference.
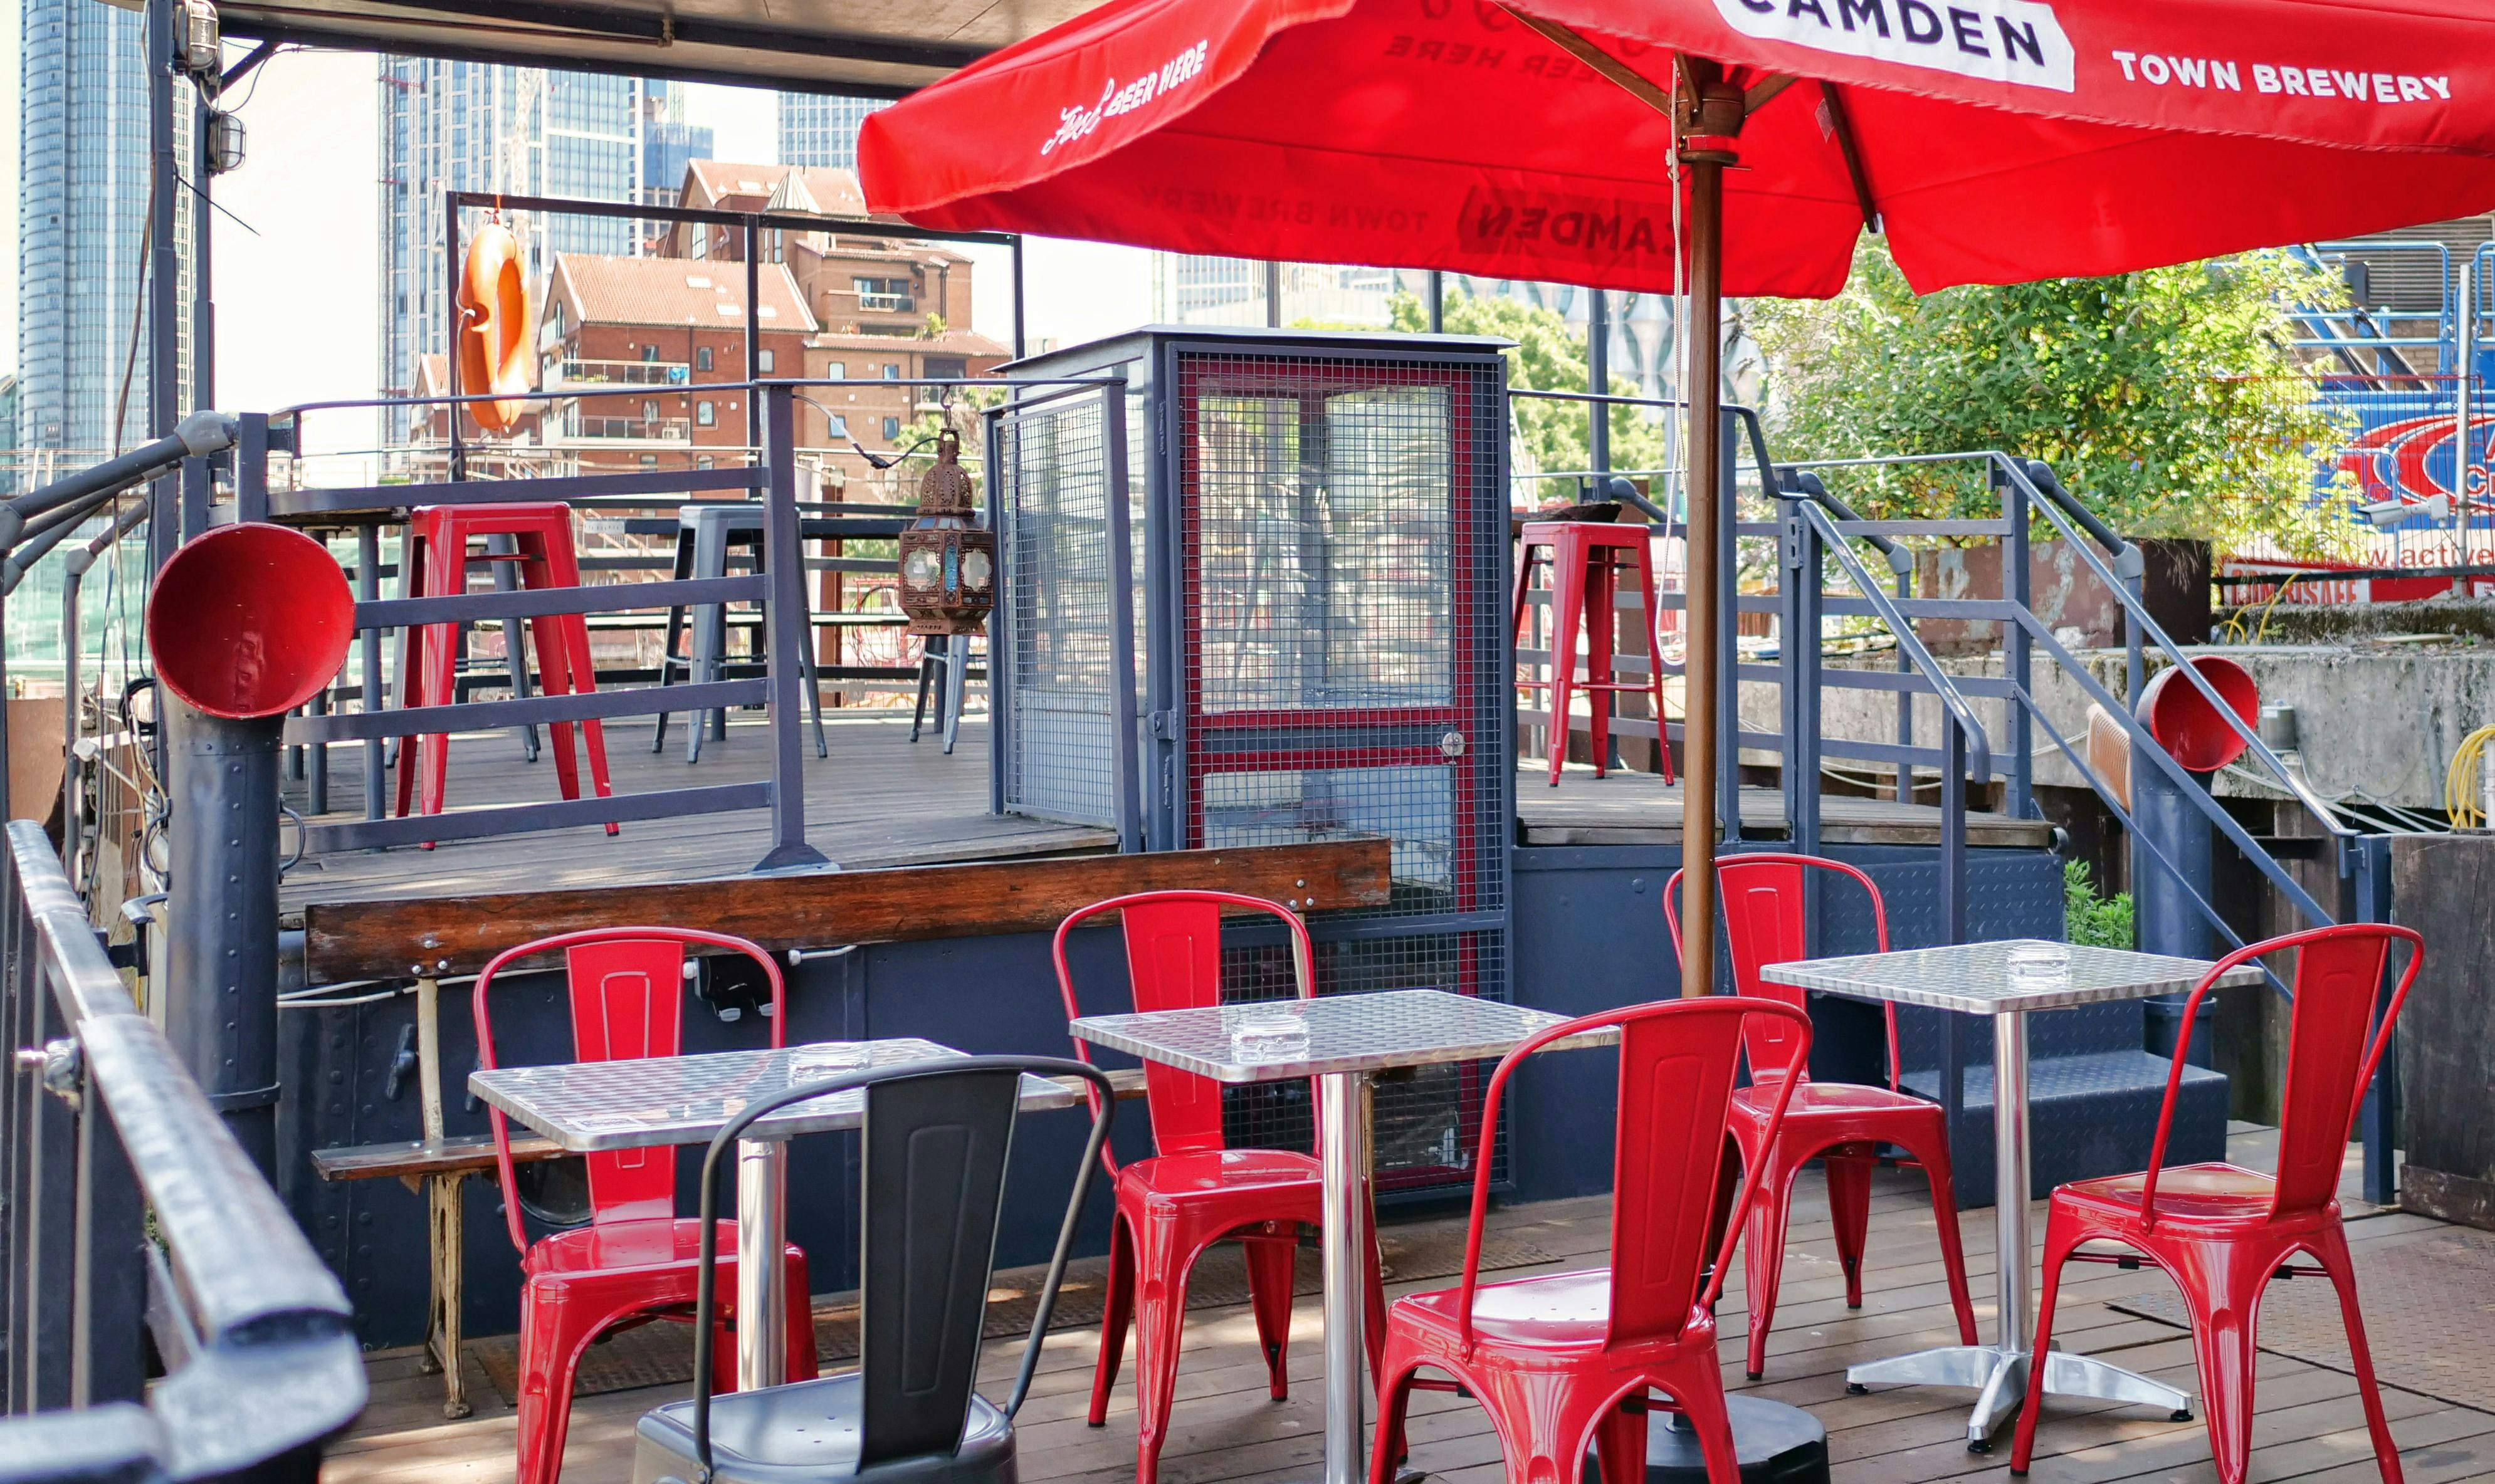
[537,253,816,470]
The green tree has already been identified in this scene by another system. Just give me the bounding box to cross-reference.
[1748,240,2359,557]
[1296,291,1682,499]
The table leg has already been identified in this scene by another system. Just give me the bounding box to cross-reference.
[1846,1010,2191,1448]
[1316,1069,1368,1484]
[736,1138,790,1390]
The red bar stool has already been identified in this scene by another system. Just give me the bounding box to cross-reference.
[1663,853,1979,1380]
[1513,520,1672,786]
[394,502,616,835]
[2011,922,2424,1484]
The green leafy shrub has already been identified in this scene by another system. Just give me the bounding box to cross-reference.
[2063,859,2134,949]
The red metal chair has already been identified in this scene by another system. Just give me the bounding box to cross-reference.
[1662,852,1978,1379]
[2010,922,2424,1484]
[1367,996,1812,1484]
[473,926,820,1484]
[1052,890,1388,1484]
[396,501,616,837]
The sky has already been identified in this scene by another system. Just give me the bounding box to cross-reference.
[196,51,1150,464]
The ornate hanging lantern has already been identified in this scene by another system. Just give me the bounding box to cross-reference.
[896,428,997,635]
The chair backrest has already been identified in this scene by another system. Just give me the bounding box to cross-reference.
[2140,922,2422,1225]
[1451,996,1811,1355]
[1664,852,1895,1087]
[683,1056,1116,1476]
[471,926,787,1253]
[1052,891,1316,1168]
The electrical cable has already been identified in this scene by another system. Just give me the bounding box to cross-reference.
[2443,723,2495,827]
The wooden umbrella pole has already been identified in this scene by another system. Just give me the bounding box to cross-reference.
[1679,150,1726,998]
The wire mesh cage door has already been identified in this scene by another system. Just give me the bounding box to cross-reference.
[992,387,1140,841]
[1165,342,1514,1194]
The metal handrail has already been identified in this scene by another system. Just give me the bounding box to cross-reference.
[1,820,364,1476]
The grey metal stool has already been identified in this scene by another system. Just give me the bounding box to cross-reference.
[654,504,827,763]
[632,1055,1113,1484]
[908,634,979,755]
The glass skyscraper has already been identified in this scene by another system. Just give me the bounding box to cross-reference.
[641,83,713,209]
[16,0,195,461]
[777,93,886,172]
[377,59,654,440]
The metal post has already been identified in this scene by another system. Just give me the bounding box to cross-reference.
[1783,489,1824,855]
[1010,235,1027,360]
[2454,256,2474,571]
[1427,271,1445,333]
[2134,765,2219,1065]
[1316,1070,1369,1484]
[71,1062,149,1408]
[745,216,763,451]
[1586,289,1610,475]
[983,405,1010,817]
[162,694,284,1178]
[2003,465,2033,819]
[147,0,182,568]
[1264,261,1283,328]
[1716,410,1741,844]
[735,1138,791,1387]
[1102,379,1144,852]
[1992,1010,2032,1346]
[446,196,466,483]
[1895,565,1913,803]
[60,562,84,869]
[1941,717,1967,945]
[755,383,828,872]
[2349,835,2398,1204]
[360,525,386,820]
[1676,154,1726,999]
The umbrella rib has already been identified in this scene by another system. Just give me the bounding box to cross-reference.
[1495,6,1679,122]
[1818,81,1883,233]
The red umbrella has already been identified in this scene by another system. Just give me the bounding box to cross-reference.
[859,0,2495,991]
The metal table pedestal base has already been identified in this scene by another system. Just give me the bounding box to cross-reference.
[1578,1396,1829,1484]
[1846,1345,2191,1450]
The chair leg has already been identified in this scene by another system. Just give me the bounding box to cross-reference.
[784,1249,820,1382]
[654,530,695,753]
[1741,1147,1797,1380]
[2179,1245,2267,1484]
[1368,1355,1427,1484]
[2008,1207,2078,1475]
[1895,1121,1982,1347]
[1087,1213,1137,1426]
[1631,540,1672,784]
[2313,1222,2405,1484]
[1585,551,1616,779]
[525,612,587,805]
[513,1287,606,1484]
[1492,1374,1617,1484]
[1595,1396,1649,1484]
[1242,1230,1298,1401]
[1547,547,1585,788]
[1128,1215,1205,1484]
[1824,1149,1875,1310]
[1666,1369,1743,1484]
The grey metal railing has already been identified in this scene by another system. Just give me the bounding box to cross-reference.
[1,819,364,1477]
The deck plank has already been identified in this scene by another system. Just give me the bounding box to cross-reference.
[323,1134,2492,1484]
[1518,763,2055,849]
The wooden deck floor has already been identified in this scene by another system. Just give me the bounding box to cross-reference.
[278,714,1113,914]
[327,1129,2494,1484]
[1517,764,2056,850]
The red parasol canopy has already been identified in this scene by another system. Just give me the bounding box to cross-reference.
[861,0,2495,997]
[861,0,2495,297]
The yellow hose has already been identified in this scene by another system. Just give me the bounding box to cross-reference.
[2445,723,2495,828]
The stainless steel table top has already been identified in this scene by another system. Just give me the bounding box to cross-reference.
[1760,939,2264,1015]
[1068,988,1615,1083]
[468,1038,1079,1151]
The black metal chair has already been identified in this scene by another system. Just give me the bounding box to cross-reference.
[633,1055,1114,1484]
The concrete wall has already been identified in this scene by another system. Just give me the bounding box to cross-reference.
[1756,645,2495,813]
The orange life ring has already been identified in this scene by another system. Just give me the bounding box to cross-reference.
[456,224,532,434]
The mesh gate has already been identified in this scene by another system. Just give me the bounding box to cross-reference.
[1168,346,1512,1193]
[994,389,1135,833]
